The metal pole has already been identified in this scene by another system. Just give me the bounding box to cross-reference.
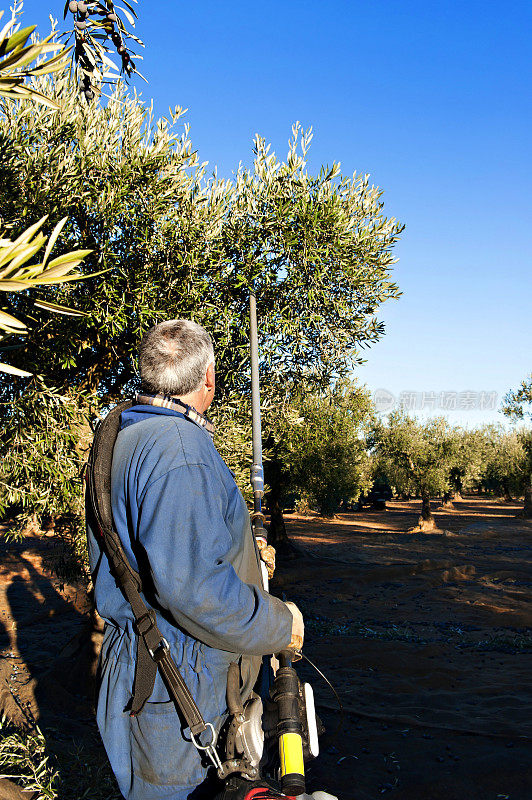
[250,299,306,795]
[249,292,269,589]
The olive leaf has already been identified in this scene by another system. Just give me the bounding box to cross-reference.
[0,4,71,108]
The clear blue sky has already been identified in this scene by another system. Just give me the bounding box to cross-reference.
[24,0,532,426]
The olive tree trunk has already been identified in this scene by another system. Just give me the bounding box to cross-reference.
[440,489,455,509]
[267,495,289,547]
[522,475,532,519]
[409,489,436,532]
[264,452,294,552]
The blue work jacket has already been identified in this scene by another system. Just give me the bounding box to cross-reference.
[86,403,292,799]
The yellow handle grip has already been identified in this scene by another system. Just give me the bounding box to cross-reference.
[279,731,305,777]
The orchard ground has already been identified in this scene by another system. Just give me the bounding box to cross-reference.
[0,497,531,799]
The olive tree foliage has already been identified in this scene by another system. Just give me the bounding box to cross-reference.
[370,411,456,530]
[0,3,93,376]
[0,383,93,533]
[370,413,532,522]
[0,66,402,529]
[0,78,205,393]
[371,424,487,508]
[264,380,373,526]
[502,374,532,421]
[502,374,532,517]
[0,73,402,399]
[444,427,487,503]
[478,425,530,502]
[0,1,69,107]
[64,0,145,103]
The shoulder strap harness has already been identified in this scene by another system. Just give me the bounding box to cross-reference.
[86,401,222,768]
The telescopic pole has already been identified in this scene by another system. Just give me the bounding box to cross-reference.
[249,293,307,795]
[249,292,269,590]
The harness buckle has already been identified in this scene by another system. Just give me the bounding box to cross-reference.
[135,612,169,659]
[149,637,169,659]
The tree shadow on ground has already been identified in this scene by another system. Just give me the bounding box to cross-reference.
[1,549,120,799]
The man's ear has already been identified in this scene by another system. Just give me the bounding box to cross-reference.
[206,362,215,391]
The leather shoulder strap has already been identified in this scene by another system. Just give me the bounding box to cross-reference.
[86,401,208,735]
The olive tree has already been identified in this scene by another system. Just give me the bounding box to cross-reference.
[502,375,532,517]
[478,425,529,503]
[0,78,402,399]
[371,411,456,531]
[264,380,373,538]
[442,427,487,506]
[0,64,402,529]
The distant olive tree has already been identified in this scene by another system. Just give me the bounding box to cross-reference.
[442,427,487,506]
[264,381,373,535]
[502,374,532,518]
[479,425,530,504]
[370,411,456,531]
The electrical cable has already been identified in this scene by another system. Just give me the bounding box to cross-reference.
[297,650,344,745]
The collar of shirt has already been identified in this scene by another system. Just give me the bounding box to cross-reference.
[120,402,215,439]
[134,392,215,436]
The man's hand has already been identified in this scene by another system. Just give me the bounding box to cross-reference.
[284,601,304,655]
[257,541,276,579]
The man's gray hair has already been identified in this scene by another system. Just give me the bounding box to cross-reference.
[139,320,214,397]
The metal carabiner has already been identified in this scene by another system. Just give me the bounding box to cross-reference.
[190,722,223,771]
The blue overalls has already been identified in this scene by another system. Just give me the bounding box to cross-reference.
[86,404,292,799]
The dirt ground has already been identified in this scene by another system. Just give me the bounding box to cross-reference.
[0,497,531,800]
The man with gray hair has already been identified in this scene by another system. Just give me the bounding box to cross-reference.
[87,319,304,800]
